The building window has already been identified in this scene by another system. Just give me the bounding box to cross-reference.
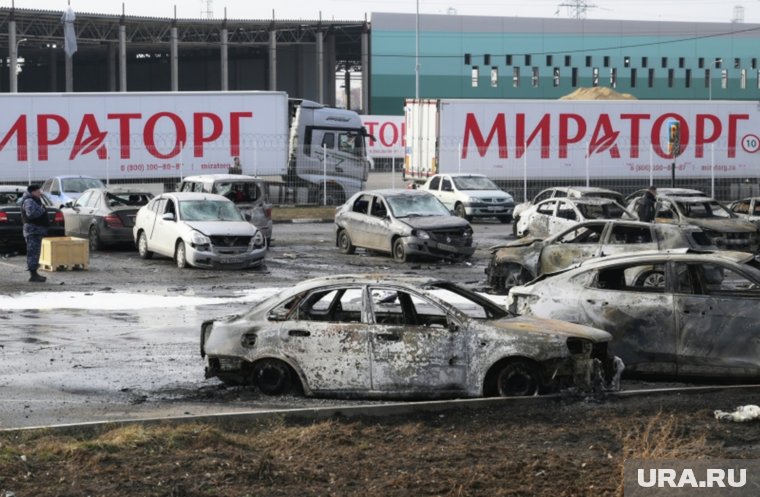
[471,66,479,87]
[491,67,499,87]
[698,57,705,69]
[610,68,617,88]
[464,53,471,65]
[721,69,728,89]
[624,56,631,68]
[631,68,637,87]
[553,67,560,86]
[740,68,747,89]
[572,67,578,87]
[484,54,491,65]
[592,67,599,87]
[532,67,540,87]
[565,55,572,67]
[685,69,692,88]
[648,68,655,88]
[585,55,592,67]
[641,56,648,68]
[506,54,513,65]
[546,55,553,66]
[715,58,723,69]
[661,57,668,68]
[679,57,685,68]
[668,69,675,87]
[525,54,532,66]
[734,58,741,69]
[752,58,757,69]
[603,56,610,67]
[513,67,520,87]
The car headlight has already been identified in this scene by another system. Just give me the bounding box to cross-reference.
[190,231,211,245]
[464,227,473,237]
[413,229,431,240]
[250,230,265,249]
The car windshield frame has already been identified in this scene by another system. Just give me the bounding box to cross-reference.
[452,176,501,191]
[61,178,105,193]
[178,200,244,222]
[385,194,451,218]
[675,200,735,219]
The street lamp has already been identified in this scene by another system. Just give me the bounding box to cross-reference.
[10,38,27,93]
[415,0,419,99]
[708,58,722,101]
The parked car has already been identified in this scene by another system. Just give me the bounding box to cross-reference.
[512,186,625,236]
[625,187,705,203]
[728,197,760,228]
[515,197,634,239]
[178,174,273,245]
[509,250,760,379]
[0,185,64,252]
[201,274,614,398]
[334,189,475,262]
[41,175,106,209]
[626,193,760,252]
[132,192,266,269]
[419,173,515,223]
[486,220,717,292]
[61,188,153,251]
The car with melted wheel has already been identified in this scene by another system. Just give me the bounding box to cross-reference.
[133,192,266,269]
[201,274,614,398]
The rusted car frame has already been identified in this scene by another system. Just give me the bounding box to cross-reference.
[201,275,614,398]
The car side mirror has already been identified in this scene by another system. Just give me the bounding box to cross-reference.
[162,212,176,221]
[68,202,76,210]
[244,213,252,221]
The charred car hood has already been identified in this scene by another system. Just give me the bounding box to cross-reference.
[399,216,470,230]
[684,218,758,233]
[184,221,256,236]
[489,315,611,342]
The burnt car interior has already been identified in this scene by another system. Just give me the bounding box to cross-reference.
[676,263,760,296]
[592,263,666,292]
[559,225,604,243]
[609,226,652,244]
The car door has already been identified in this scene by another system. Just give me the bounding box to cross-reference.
[600,223,658,256]
[364,195,393,251]
[150,198,177,256]
[368,287,468,394]
[278,286,372,393]
[65,190,90,238]
[673,262,760,377]
[437,176,457,210]
[550,199,580,235]
[523,200,557,237]
[538,223,605,274]
[342,194,375,249]
[78,190,101,236]
[424,175,442,200]
[577,260,677,374]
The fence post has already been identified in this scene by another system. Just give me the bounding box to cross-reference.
[323,144,327,206]
[254,140,258,178]
[711,143,715,198]
[105,140,110,187]
[649,144,653,187]
[458,142,462,173]
[585,141,590,187]
[391,156,396,189]
[523,141,527,203]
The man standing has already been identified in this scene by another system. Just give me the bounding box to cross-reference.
[636,185,657,223]
[229,157,243,175]
[21,185,49,282]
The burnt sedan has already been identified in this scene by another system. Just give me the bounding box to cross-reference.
[335,190,475,262]
[728,197,760,229]
[201,275,613,398]
[487,220,716,292]
[61,187,153,251]
[515,197,634,239]
[509,250,760,379]
[0,185,64,252]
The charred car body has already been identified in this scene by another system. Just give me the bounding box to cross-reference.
[627,194,760,252]
[728,197,760,229]
[0,185,64,252]
[509,250,760,379]
[515,197,634,239]
[486,220,716,292]
[201,275,614,398]
[335,190,475,262]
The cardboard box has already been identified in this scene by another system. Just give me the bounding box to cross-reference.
[39,237,89,271]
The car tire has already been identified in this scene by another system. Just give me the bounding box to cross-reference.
[512,216,520,237]
[338,229,356,254]
[175,241,189,269]
[454,203,467,219]
[392,238,407,263]
[137,231,153,259]
[88,225,101,252]
[499,215,512,224]
[252,359,291,396]
[635,270,665,288]
[495,360,541,397]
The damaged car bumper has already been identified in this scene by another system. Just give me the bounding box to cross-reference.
[401,235,476,259]
[186,244,266,269]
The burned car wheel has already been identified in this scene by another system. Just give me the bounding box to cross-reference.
[392,238,408,263]
[137,231,153,259]
[175,241,189,269]
[338,229,356,254]
[495,360,541,397]
[635,270,665,288]
[503,263,532,288]
[252,359,292,395]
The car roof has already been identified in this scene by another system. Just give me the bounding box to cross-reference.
[46,175,102,180]
[182,174,264,182]
[358,189,433,197]
[574,249,755,270]
[270,273,451,301]
[0,185,28,193]
[662,196,716,202]
[435,173,488,178]
[85,187,154,195]
[539,196,618,206]
[158,192,231,202]
[654,188,705,196]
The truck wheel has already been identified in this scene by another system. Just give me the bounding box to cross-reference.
[137,232,153,259]
[338,229,356,254]
[392,238,408,263]
[175,241,189,269]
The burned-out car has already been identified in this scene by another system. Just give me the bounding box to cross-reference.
[201,274,614,398]
[515,197,634,239]
[728,197,760,229]
[335,190,475,262]
[486,220,716,292]
[627,194,760,252]
[509,250,760,378]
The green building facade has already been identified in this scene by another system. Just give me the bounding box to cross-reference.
[370,13,760,115]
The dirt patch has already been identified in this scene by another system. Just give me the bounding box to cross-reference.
[2,388,757,497]
[271,205,336,221]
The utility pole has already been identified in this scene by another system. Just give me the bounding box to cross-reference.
[556,0,598,19]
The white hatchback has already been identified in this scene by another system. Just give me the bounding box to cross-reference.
[133,192,266,269]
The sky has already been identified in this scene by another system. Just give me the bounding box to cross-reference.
[1,0,758,23]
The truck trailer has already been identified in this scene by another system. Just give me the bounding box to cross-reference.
[0,92,371,205]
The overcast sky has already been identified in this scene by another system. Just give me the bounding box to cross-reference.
[2,0,758,23]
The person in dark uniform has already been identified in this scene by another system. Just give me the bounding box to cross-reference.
[21,184,49,283]
[229,157,243,175]
[636,185,657,223]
